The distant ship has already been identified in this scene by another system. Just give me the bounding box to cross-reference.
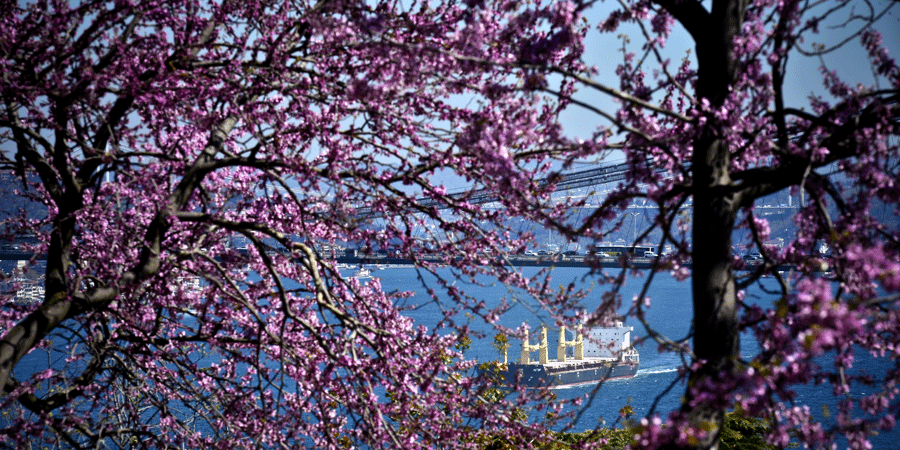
[484,321,639,388]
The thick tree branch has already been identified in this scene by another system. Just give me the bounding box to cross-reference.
[733,99,900,205]
[0,112,240,395]
[651,0,711,45]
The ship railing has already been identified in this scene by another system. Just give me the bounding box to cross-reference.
[544,358,618,374]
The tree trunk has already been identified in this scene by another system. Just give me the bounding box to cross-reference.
[684,0,746,446]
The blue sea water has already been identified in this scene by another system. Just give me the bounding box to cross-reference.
[372,265,897,446]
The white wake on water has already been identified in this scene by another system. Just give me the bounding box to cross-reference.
[548,366,681,390]
[637,366,679,376]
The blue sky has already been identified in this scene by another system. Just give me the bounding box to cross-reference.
[559,0,900,141]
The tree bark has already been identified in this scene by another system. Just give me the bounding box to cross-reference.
[688,137,740,449]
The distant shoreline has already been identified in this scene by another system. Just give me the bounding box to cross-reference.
[0,253,795,272]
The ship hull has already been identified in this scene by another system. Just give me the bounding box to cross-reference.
[487,360,638,388]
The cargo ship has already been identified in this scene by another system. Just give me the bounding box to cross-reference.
[484,322,639,388]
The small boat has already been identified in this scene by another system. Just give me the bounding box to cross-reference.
[353,268,372,279]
